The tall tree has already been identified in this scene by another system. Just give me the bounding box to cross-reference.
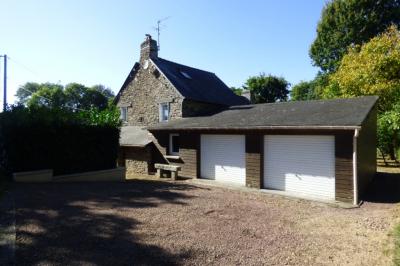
[244,74,289,103]
[64,83,88,110]
[323,25,400,112]
[290,81,316,101]
[310,0,400,73]
[290,73,329,101]
[322,26,400,159]
[91,84,114,99]
[16,82,115,110]
[16,82,41,105]
[80,88,109,110]
[27,83,65,109]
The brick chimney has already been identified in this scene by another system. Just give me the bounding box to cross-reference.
[140,34,158,62]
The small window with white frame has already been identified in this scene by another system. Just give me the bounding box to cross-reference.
[159,102,170,122]
[120,107,128,122]
[169,133,179,155]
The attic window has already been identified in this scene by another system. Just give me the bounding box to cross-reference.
[180,71,192,79]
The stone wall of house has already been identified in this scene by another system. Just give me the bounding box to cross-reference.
[117,60,183,127]
[115,35,235,179]
[121,146,152,177]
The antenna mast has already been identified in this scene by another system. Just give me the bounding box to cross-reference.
[154,16,171,51]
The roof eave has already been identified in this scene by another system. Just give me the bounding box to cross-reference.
[150,58,185,99]
[119,142,151,148]
[147,125,361,131]
[114,62,141,105]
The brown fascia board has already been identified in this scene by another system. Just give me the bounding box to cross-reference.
[147,125,361,131]
[119,143,149,148]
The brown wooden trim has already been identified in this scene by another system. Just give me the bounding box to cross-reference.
[357,105,377,199]
[153,128,355,135]
[149,126,359,132]
[245,134,262,189]
[196,134,200,178]
[335,133,354,203]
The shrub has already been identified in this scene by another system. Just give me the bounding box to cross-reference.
[0,105,121,179]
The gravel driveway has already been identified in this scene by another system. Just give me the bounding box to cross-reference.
[12,179,399,265]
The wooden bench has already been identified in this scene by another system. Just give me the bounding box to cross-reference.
[154,163,181,180]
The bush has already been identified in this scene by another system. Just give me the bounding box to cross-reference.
[0,105,121,179]
[377,105,400,161]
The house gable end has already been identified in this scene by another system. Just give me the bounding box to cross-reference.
[115,59,184,127]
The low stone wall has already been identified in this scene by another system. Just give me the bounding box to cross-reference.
[13,168,126,183]
[53,167,126,182]
[13,169,53,183]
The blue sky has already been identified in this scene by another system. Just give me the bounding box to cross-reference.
[0,0,326,104]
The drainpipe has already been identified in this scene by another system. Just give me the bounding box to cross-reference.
[353,129,359,205]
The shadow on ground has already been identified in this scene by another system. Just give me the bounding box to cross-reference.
[14,180,205,265]
[363,171,400,204]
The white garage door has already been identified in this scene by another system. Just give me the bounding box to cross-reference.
[201,135,246,185]
[263,135,335,200]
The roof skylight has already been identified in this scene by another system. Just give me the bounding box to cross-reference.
[180,71,192,79]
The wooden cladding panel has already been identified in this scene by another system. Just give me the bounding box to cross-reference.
[245,134,262,189]
[178,133,199,179]
[335,133,354,203]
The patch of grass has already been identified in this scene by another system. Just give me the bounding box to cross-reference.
[393,223,400,265]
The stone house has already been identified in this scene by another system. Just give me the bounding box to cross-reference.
[116,35,377,205]
[115,35,248,177]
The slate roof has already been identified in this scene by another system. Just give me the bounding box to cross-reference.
[147,96,378,131]
[152,58,249,106]
[120,126,152,147]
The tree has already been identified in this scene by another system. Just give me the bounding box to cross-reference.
[230,86,243,96]
[64,83,88,110]
[322,25,400,112]
[27,83,65,109]
[290,81,310,101]
[310,0,400,72]
[290,72,330,101]
[16,82,115,111]
[80,88,109,110]
[64,83,110,110]
[378,104,400,161]
[91,84,114,99]
[244,74,290,103]
[16,82,41,105]
[290,81,316,101]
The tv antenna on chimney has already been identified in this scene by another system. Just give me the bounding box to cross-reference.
[153,16,171,51]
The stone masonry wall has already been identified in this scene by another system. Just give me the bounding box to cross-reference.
[117,60,183,127]
[123,146,151,177]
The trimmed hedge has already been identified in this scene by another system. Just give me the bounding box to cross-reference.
[0,106,120,178]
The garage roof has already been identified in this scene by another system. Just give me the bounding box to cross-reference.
[147,96,378,131]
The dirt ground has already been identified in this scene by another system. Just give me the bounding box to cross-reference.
[12,176,400,266]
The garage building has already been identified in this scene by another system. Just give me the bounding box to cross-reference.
[148,96,377,205]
